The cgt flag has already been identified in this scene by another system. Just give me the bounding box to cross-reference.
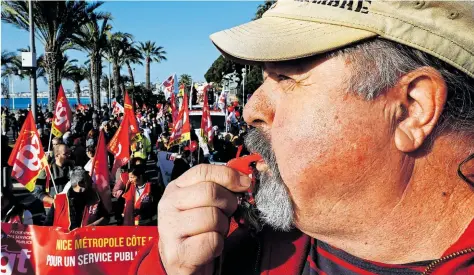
[170,92,179,126]
[8,111,49,191]
[124,91,139,134]
[91,130,113,214]
[108,115,132,176]
[200,84,214,144]
[51,85,72,137]
[168,92,191,148]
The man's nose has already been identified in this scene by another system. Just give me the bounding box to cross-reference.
[243,85,274,128]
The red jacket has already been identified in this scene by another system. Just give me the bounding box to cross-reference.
[129,220,474,275]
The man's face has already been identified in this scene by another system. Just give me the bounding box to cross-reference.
[243,55,401,234]
[55,145,70,165]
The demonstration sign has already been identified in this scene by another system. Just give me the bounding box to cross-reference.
[158,151,176,186]
[1,223,157,275]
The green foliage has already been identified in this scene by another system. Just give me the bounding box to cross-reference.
[137,41,167,64]
[128,85,158,108]
[179,74,192,89]
[253,0,276,20]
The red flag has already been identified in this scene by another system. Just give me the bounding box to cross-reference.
[91,130,113,214]
[51,85,72,137]
[124,91,139,134]
[181,92,191,143]
[200,84,213,144]
[8,111,48,191]
[168,92,191,147]
[171,93,179,125]
[107,115,132,176]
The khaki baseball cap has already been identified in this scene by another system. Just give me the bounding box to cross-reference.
[210,0,474,78]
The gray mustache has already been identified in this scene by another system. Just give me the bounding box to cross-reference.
[244,128,278,170]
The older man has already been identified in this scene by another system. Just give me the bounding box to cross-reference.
[131,1,474,275]
[44,167,109,230]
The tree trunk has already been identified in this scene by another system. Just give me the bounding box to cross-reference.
[44,52,58,111]
[88,75,94,108]
[90,59,98,110]
[121,82,126,98]
[95,55,102,108]
[113,62,121,100]
[127,62,135,92]
[145,58,150,90]
[75,81,81,104]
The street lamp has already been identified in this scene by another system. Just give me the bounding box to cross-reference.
[242,67,247,106]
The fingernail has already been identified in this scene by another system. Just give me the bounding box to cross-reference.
[239,174,251,188]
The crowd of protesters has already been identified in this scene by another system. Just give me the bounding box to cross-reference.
[1,97,250,231]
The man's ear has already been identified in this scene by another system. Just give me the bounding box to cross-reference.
[394,67,447,152]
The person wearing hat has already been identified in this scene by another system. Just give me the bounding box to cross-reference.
[131,1,474,274]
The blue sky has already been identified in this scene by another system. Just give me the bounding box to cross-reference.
[2,1,262,94]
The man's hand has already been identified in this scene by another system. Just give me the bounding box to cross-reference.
[158,164,251,275]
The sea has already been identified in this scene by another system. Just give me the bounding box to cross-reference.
[0,97,108,110]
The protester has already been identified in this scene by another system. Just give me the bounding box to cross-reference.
[133,1,474,275]
[34,144,74,208]
[71,137,88,167]
[122,165,156,226]
[131,129,151,160]
[43,167,109,230]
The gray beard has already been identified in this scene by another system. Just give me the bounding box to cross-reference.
[244,129,294,231]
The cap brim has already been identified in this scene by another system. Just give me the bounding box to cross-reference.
[210,16,377,64]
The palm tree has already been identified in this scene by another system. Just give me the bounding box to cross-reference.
[83,60,94,108]
[58,55,79,82]
[71,11,112,109]
[104,32,133,99]
[101,74,114,100]
[63,65,86,104]
[179,74,192,89]
[2,0,103,110]
[1,50,16,71]
[138,41,167,90]
[120,75,131,96]
[121,40,143,93]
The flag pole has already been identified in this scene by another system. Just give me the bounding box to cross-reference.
[47,127,53,154]
[46,164,59,194]
[189,80,193,110]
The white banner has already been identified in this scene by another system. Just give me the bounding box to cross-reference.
[157,151,176,186]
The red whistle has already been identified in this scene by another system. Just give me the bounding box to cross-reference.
[226,153,263,176]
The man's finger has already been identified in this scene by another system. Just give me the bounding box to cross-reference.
[173,207,229,238]
[174,164,251,192]
[178,232,225,267]
[169,182,239,216]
